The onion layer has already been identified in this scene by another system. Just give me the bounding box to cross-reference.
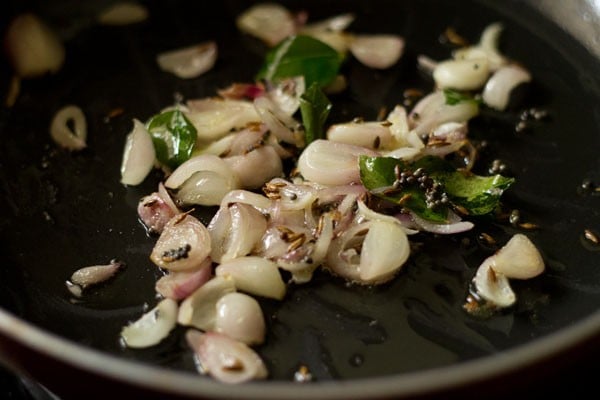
[50,105,88,151]
[120,119,155,185]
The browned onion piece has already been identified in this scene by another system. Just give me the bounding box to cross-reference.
[186,330,268,384]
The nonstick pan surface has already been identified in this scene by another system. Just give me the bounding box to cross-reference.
[0,0,599,399]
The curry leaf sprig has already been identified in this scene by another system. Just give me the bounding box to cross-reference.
[359,155,514,222]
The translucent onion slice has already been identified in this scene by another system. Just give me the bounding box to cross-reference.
[484,234,545,279]
[176,170,238,206]
[482,64,532,111]
[150,213,212,271]
[223,145,283,190]
[185,99,261,143]
[50,105,87,151]
[208,203,267,263]
[70,260,123,289]
[98,2,149,25]
[408,91,479,137]
[215,256,286,300]
[359,220,410,283]
[5,13,65,78]
[472,261,515,308]
[120,119,155,185]
[186,330,268,384]
[120,298,178,348]
[156,41,217,79]
[297,139,377,186]
[327,121,392,150]
[155,257,212,300]
[236,3,296,46]
[349,34,405,69]
[220,190,272,214]
[215,292,266,345]
[433,58,490,91]
[178,276,236,331]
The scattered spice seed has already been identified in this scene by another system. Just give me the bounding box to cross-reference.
[519,222,539,230]
[478,232,496,245]
[294,365,313,383]
[442,26,469,46]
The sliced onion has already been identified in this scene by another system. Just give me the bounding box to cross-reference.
[359,220,410,283]
[327,121,392,150]
[408,91,479,137]
[69,260,123,290]
[208,203,268,263]
[215,292,266,345]
[433,58,490,91]
[223,145,283,189]
[472,261,515,308]
[254,96,303,147]
[186,330,268,384]
[185,99,260,143]
[156,41,217,79]
[266,77,305,116]
[482,64,532,111]
[297,139,377,186]
[137,183,179,233]
[356,200,417,234]
[50,105,87,151]
[150,213,212,271]
[349,34,404,69]
[155,257,212,300]
[387,105,424,149]
[120,298,178,348]
[98,2,149,25]
[5,13,65,78]
[409,211,474,234]
[236,3,296,46]
[484,234,544,279]
[220,190,272,214]
[177,276,236,331]
[120,119,155,185]
[215,256,286,300]
[453,23,507,71]
[301,13,355,34]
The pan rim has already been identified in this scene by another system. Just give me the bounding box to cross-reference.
[1,306,598,399]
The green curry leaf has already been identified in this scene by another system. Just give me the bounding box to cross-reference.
[299,82,332,145]
[146,108,197,170]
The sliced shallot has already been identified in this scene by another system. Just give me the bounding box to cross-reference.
[433,58,490,91]
[235,3,296,46]
[186,330,268,384]
[215,256,286,300]
[120,298,178,348]
[472,261,515,308]
[482,234,545,279]
[155,257,212,300]
[67,260,124,297]
[137,183,179,233]
[150,213,212,271]
[98,2,149,25]
[4,13,65,78]
[50,105,87,151]
[327,121,392,150]
[156,42,217,79]
[297,139,377,186]
[120,119,156,185]
[215,292,266,345]
[223,145,283,189]
[482,64,532,111]
[177,276,236,331]
[349,34,404,69]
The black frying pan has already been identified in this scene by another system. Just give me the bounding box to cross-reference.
[1,0,599,399]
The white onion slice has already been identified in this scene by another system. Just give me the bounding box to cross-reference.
[120,119,155,185]
[156,42,217,79]
[297,139,377,186]
[349,34,404,69]
[327,121,392,149]
[69,260,123,291]
[5,13,65,78]
[155,257,212,300]
[483,234,545,279]
[433,58,490,91]
[186,330,268,384]
[482,64,532,111]
[177,276,236,331]
[49,105,87,151]
[236,3,296,46]
[215,292,266,345]
[223,145,283,189]
[185,99,260,143]
[472,261,515,308]
[150,213,212,271]
[98,2,149,25]
[208,203,267,263]
[215,256,286,300]
[120,298,178,348]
